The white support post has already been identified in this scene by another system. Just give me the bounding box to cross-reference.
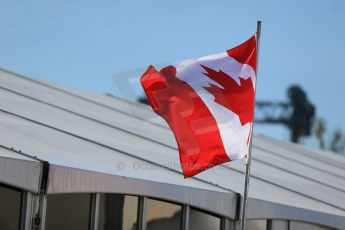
[20,192,34,230]
[89,193,100,230]
[31,194,47,230]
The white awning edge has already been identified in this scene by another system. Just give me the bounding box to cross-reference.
[0,152,41,193]
[48,164,239,219]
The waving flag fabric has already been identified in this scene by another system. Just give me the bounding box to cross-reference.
[141,35,257,177]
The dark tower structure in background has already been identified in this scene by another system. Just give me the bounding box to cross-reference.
[251,85,315,143]
[288,85,315,142]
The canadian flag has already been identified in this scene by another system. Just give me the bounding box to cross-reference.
[141,35,257,177]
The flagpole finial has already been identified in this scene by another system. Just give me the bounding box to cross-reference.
[256,21,262,35]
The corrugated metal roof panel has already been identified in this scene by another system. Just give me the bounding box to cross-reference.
[1,68,345,228]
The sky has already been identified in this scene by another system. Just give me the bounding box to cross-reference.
[1,0,344,147]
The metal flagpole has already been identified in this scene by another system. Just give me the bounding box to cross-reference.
[240,20,261,230]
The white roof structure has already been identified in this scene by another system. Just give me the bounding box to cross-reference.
[0,68,345,229]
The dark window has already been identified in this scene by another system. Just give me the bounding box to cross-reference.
[145,198,182,230]
[98,194,138,230]
[246,219,267,230]
[189,208,220,230]
[45,193,91,230]
[0,185,21,230]
[271,220,289,230]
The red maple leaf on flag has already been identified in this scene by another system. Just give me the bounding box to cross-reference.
[201,64,255,126]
